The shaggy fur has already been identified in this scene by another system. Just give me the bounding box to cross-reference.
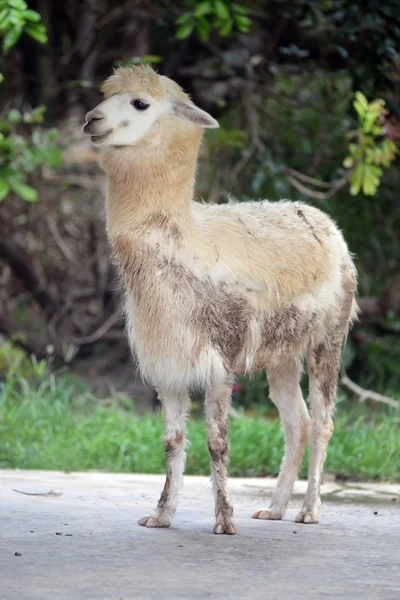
[83,64,358,535]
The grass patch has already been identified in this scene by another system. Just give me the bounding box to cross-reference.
[1,371,400,481]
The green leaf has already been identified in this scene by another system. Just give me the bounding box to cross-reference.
[215,0,230,20]
[2,24,22,50]
[32,129,42,146]
[365,148,376,164]
[46,128,59,142]
[29,104,46,122]
[362,165,377,195]
[9,11,24,26]
[40,146,62,167]
[0,117,9,131]
[197,17,211,41]
[194,1,212,17]
[0,8,9,29]
[9,179,38,202]
[139,54,162,64]
[355,91,368,109]
[348,143,357,155]
[0,179,9,201]
[0,19,9,34]
[176,12,192,25]
[349,162,364,196]
[370,165,382,179]
[9,0,27,9]
[25,23,47,44]
[363,110,380,133]
[0,166,17,179]
[7,108,21,123]
[353,100,366,119]
[232,3,247,15]
[368,98,385,111]
[235,14,251,32]
[22,9,41,22]
[175,22,194,39]
[383,139,398,154]
[343,156,354,168]
[219,17,232,36]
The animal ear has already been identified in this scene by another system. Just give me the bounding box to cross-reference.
[171,100,219,129]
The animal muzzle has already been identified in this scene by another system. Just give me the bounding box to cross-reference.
[83,108,107,135]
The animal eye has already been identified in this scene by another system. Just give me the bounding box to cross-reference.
[131,99,150,111]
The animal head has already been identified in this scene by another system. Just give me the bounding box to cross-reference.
[83,64,219,148]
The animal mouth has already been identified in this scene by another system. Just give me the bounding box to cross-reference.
[90,130,112,144]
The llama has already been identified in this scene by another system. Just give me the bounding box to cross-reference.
[83,64,357,535]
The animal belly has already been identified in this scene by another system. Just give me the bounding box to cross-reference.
[235,302,324,374]
[124,270,328,387]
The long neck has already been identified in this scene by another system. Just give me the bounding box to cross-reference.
[102,123,203,239]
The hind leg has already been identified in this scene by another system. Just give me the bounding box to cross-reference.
[253,359,311,521]
[296,262,356,524]
[295,342,341,524]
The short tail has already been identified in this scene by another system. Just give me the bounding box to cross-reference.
[350,297,360,325]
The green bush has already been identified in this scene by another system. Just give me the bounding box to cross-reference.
[0,0,61,203]
[1,355,399,480]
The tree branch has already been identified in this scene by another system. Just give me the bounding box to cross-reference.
[55,310,123,345]
[341,373,399,410]
[46,216,75,262]
[284,170,349,200]
[285,168,339,189]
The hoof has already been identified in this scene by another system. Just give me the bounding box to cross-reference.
[252,508,283,520]
[214,520,237,535]
[295,511,319,524]
[138,516,170,528]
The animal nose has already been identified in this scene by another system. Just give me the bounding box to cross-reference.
[85,109,105,125]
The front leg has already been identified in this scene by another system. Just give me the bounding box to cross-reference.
[138,390,190,529]
[205,378,236,535]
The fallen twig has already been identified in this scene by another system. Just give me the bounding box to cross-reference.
[340,373,399,410]
[13,489,62,497]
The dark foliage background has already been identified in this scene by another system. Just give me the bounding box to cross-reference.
[0,0,399,407]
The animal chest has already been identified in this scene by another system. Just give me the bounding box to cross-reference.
[114,238,250,369]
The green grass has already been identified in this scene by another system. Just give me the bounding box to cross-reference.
[1,370,400,481]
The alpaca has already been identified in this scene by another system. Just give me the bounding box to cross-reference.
[83,64,357,535]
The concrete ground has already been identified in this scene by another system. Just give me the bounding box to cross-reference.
[1,470,399,600]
